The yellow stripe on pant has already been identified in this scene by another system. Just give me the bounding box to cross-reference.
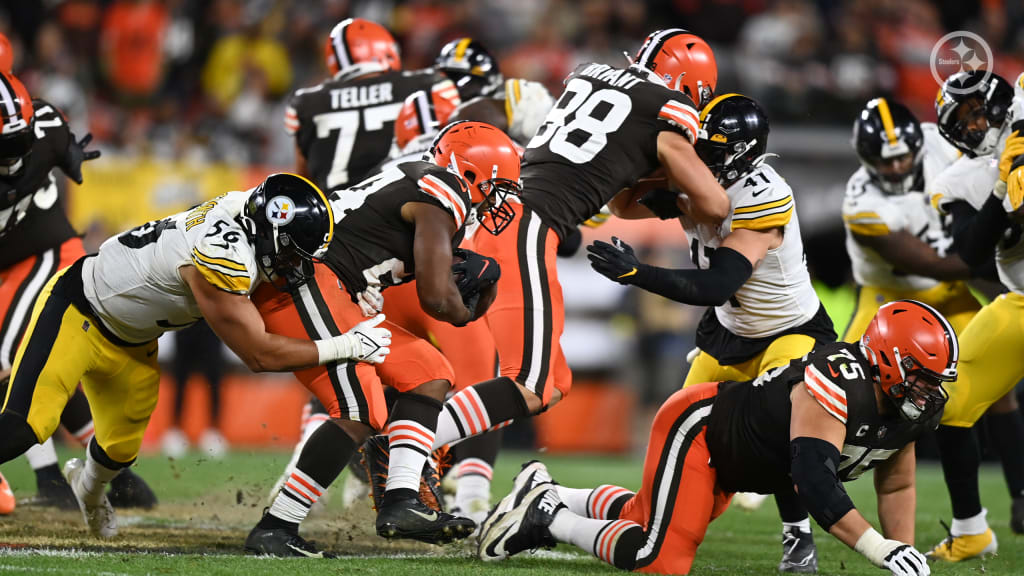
[841,281,980,342]
[942,292,1024,427]
[3,267,159,464]
[683,333,817,387]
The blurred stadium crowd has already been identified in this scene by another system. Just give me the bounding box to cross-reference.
[2,0,1022,169]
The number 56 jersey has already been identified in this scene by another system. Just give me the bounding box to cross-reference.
[706,341,939,494]
[82,192,260,343]
[521,63,700,241]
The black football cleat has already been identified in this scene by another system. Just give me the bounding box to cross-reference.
[778,525,818,573]
[375,495,475,544]
[1012,497,1024,534]
[245,510,335,558]
[107,468,158,509]
[478,483,561,561]
[24,466,79,510]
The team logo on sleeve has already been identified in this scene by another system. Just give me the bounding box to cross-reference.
[267,196,295,225]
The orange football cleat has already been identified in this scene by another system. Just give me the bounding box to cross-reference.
[0,471,15,514]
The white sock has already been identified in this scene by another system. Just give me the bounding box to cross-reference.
[25,438,58,469]
[555,484,634,519]
[385,419,435,493]
[783,519,812,533]
[550,508,641,566]
[282,415,328,480]
[951,508,989,536]
[82,453,120,506]
[269,468,327,525]
[455,459,492,507]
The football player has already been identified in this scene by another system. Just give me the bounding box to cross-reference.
[588,94,835,572]
[0,172,383,539]
[0,69,156,510]
[285,18,459,194]
[479,300,951,576]
[435,37,554,147]
[381,31,729,505]
[245,121,520,556]
[924,70,1024,560]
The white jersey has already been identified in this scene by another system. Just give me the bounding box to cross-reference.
[680,163,819,338]
[83,192,261,343]
[842,124,961,291]
[501,78,554,145]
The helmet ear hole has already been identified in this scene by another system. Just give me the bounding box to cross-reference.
[879,350,892,368]
[463,170,477,184]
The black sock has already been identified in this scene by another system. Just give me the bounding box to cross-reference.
[34,463,64,488]
[774,485,808,524]
[0,412,40,464]
[936,424,983,519]
[986,410,1024,500]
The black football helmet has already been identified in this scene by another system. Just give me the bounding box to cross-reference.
[936,70,1013,157]
[694,93,769,186]
[240,173,334,292]
[852,98,924,195]
[435,38,503,101]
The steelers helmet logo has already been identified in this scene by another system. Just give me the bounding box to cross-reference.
[267,195,295,226]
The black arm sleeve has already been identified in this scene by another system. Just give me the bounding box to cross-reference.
[631,246,753,306]
[790,436,855,532]
[949,195,1009,268]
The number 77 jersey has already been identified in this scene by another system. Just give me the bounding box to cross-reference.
[521,63,700,241]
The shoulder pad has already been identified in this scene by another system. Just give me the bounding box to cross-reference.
[842,173,902,236]
[505,78,554,144]
[730,166,794,231]
[803,362,849,424]
[189,209,259,295]
[655,96,699,144]
[415,167,471,229]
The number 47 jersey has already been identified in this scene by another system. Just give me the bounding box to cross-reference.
[82,192,260,344]
[521,63,700,241]
[705,341,940,495]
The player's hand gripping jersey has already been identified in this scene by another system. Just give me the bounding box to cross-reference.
[285,69,458,193]
[0,99,79,268]
[706,341,940,495]
[521,63,700,240]
[321,161,471,311]
[681,163,820,339]
[844,124,962,291]
[82,192,260,343]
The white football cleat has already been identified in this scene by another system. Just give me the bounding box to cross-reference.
[198,429,228,459]
[64,458,117,539]
[161,428,189,460]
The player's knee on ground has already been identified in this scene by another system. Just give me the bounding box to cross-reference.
[0,411,40,464]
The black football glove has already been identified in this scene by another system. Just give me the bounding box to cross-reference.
[586,237,642,284]
[638,188,684,220]
[452,248,500,302]
[64,132,101,185]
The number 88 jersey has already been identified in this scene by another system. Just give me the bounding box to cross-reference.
[521,63,700,242]
[82,191,260,343]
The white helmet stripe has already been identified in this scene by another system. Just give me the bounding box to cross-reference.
[330,19,353,72]
[413,91,435,133]
[636,28,686,68]
[0,75,18,121]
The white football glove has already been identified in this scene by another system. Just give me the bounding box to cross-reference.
[855,529,929,576]
[315,314,392,365]
[356,285,384,317]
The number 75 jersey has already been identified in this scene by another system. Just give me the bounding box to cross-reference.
[82,191,260,343]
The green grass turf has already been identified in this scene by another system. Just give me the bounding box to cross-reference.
[0,449,1020,574]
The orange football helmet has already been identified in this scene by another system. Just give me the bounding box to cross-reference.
[0,71,34,177]
[860,300,958,421]
[395,89,459,151]
[0,33,12,74]
[324,18,401,78]
[430,121,521,235]
[634,29,717,109]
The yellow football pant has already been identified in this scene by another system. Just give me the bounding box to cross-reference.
[683,333,818,387]
[842,281,980,342]
[1,268,159,464]
[942,292,1024,427]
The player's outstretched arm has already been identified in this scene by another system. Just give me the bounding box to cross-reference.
[182,266,391,372]
[852,230,971,281]
[790,382,929,576]
[403,201,474,326]
[656,131,730,225]
[874,443,917,544]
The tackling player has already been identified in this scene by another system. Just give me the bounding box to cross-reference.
[245,121,520,556]
[0,68,155,510]
[285,18,459,194]
[0,173,383,539]
[588,94,836,572]
[479,300,952,576]
[924,70,1024,560]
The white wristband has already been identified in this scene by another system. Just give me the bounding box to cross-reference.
[854,528,888,568]
[315,334,355,365]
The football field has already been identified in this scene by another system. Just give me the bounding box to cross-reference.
[0,449,1020,575]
